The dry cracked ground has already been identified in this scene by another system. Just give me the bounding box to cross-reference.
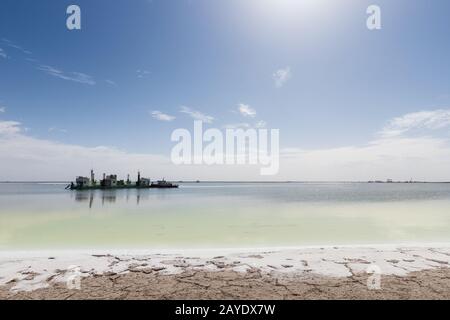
[1,267,450,300]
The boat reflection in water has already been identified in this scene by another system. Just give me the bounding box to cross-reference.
[71,187,174,208]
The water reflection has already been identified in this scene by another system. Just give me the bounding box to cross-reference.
[72,189,156,208]
[3,183,450,249]
[73,191,94,208]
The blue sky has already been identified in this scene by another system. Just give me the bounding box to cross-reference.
[1,0,450,181]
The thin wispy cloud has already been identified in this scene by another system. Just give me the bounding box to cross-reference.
[238,103,256,118]
[6,43,32,55]
[1,38,98,87]
[48,127,68,134]
[2,38,32,55]
[37,65,96,85]
[224,120,267,130]
[180,106,214,123]
[223,123,251,129]
[0,120,21,135]
[255,120,267,128]
[105,79,117,86]
[137,69,150,78]
[380,109,450,138]
[273,67,291,88]
[0,106,5,113]
[151,110,176,122]
[227,104,265,129]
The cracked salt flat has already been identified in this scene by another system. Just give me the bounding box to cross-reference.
[1,245,450,292]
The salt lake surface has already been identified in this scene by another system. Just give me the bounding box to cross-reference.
[1,182,450,250]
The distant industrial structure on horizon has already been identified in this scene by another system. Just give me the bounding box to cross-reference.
[368,178,418,184]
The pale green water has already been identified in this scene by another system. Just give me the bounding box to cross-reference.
[1,182,450,250]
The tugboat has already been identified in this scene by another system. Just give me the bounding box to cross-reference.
[150,179,179,189]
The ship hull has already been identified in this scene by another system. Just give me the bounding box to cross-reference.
[68,185,179,190]
[69,185,151,191]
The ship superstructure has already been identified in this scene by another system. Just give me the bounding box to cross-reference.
[67,170,178,190]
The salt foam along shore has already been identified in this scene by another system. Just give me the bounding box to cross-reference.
[1,244,450,292]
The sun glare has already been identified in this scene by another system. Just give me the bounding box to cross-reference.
[244,0,334,27]
[236,0,337,38]
[258,0,326,15]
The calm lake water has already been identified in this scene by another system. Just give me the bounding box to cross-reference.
[1,182,450,250]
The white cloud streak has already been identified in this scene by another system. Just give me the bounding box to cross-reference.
[224,121,266,129]
[0,121,21,135]
[37,65,96,85]
[151,111,176,122]
[1,39,101,87]
[238,103,256,117]
[380,109,450,138]
[1,38,32,55]
[180,106,214,123]
[273,67,291,88]
[0,48,7,59]
[223,123,251,129]
[48,127,68,134]
[255,120,267,128]
[137,69,150,78]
